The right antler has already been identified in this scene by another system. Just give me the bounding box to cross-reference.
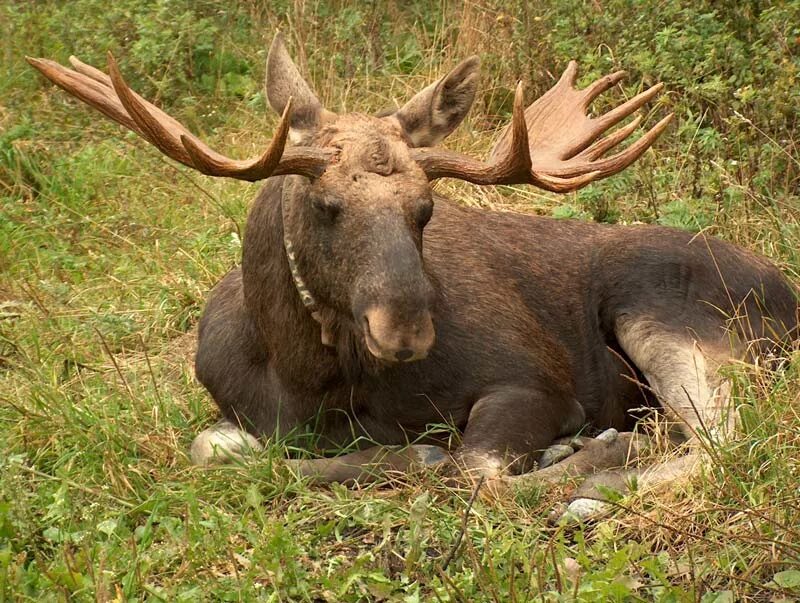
[26,53,333,181]
[411,62,673,192]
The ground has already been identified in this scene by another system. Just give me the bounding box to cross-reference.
[1,1,800,600]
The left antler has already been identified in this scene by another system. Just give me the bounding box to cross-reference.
[410,62,672,192]
[26,53,333,181]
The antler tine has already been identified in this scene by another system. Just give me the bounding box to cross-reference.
[29,53,332,181]
[490,82,533,182]
[581,70,626,106]
[106,52,198,165]
[593,82,665,133]
[579,115,643,161]
[534,171,602,193]
[26,56,145,137]
[573,113,674,177]
[555,60,579,89]
[181,97,293,180]
[69,55,112,87]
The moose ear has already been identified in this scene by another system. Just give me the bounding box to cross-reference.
[392,56,480,147]
[266,33,326,140]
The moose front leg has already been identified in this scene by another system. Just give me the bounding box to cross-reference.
[285,445,452,485]
[455,385,587,479]
[192,268,311,463]
[282,385,586,486]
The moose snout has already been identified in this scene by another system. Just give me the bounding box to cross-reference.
[361,307,435,363]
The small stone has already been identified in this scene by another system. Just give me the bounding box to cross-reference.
[563,557,581,584]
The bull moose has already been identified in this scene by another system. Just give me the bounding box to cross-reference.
[28,34,798,521]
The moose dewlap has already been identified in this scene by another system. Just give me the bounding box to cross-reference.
[29,33,798,522]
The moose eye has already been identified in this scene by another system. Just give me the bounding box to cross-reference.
[311,195,341,223]
[415,198,434,229]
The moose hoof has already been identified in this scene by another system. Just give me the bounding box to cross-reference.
[594,427,619,443]
[190,420,263,465]
[538,444,576,469]
[412,444,452,467]
[552,498,614,525]
[552,468,632,524]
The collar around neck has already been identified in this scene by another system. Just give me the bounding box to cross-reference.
[281,196,320,314]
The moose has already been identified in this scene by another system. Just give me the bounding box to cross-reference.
[28,34,798,521]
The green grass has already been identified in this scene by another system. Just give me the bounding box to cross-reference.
[2,0,800,600]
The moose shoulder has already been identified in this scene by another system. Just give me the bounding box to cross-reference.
[29,35,798,521]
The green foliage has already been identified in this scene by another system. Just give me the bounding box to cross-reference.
[1,0,799,600]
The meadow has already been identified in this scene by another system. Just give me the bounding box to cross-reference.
[1,1,799,600]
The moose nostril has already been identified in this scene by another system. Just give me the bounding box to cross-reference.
[395,349,414,362]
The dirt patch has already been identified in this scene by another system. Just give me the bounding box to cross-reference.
[159,323,198,380]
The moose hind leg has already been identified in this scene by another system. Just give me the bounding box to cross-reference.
[615,317,734,444]
[560,317,734,522]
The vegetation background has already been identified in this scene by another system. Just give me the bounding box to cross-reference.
[1,0,799,600]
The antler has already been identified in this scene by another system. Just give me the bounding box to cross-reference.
[411,62,673,192]
[26,53,333,181]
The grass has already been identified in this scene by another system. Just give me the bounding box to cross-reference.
[2,0,800,600]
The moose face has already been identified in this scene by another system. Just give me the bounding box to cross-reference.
[282,115,437,363]
[265,37,480,363]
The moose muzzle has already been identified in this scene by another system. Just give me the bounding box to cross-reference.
[361,307,435,363]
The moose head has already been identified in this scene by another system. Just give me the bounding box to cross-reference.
[27,33,671,364]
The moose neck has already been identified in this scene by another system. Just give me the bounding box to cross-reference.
[241,176,378,391]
